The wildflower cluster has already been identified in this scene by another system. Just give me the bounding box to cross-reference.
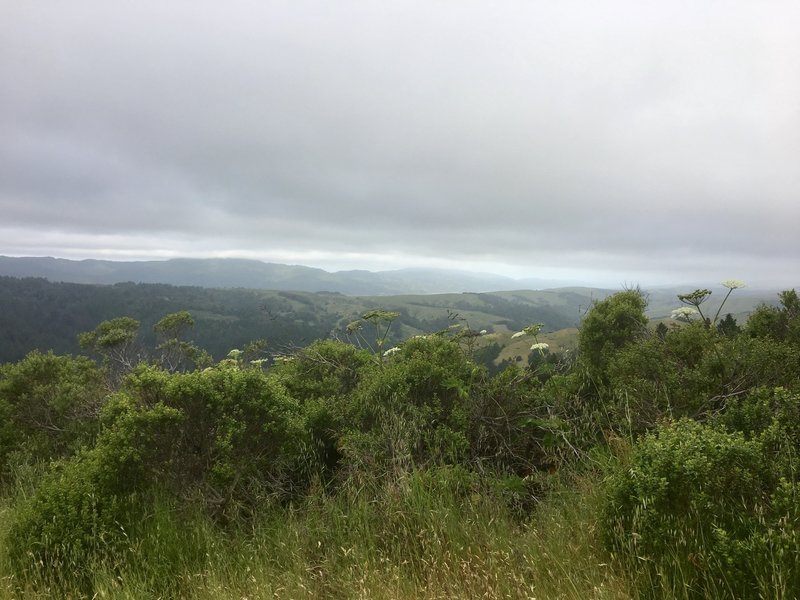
[670,307,699,323]
[672,280,746,328]
[510,323,548,355]
[530,342,550,354]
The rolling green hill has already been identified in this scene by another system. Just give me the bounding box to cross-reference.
[0,276,782,366]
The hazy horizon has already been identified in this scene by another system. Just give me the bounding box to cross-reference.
[2,253,787,293]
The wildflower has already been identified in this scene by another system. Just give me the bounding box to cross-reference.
[678,289,712,306]
[671,307,698,321]
[530,342,549,352]
[713,279,747,325]
[383,346,401,357]
[346,321,362,333]
[721,279,746,289]
[479,329,488,335]
[524,323,544,336]
[511,331,526,339]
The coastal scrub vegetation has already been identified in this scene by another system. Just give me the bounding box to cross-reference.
[0,284,798,598]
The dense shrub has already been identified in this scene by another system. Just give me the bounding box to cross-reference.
[727,336,800,391]
[604,324,731,431]
[745,289,800,345]
[578,289,648,379]
[6,402,182,584]
[603,319,800,439]
[0,351,106,481]
[4,288,800,596]
[601,417,800,598]
[714,386,800,481]
[5,360,309,583]
[117,362,307,508]
[272,340,373,477]
[470,365,573,480]
[342,335,480,471]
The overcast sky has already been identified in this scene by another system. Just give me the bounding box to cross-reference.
[1,1,798,287]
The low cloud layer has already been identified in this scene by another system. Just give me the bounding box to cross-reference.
[2,1,799,287]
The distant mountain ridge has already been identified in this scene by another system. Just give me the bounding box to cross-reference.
[0,256,572,295]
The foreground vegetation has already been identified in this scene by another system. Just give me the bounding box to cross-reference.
[0,283,798,598]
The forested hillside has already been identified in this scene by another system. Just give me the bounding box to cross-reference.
[0,282,798,598]
[0,276,776,366]
[0,276,594,364]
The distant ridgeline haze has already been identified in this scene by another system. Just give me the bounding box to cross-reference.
[0,256,572,295]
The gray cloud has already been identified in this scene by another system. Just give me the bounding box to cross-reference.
[1,1,799,287]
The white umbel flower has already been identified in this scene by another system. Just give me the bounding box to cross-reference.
[721,280,746,289]
[671,307,698,321]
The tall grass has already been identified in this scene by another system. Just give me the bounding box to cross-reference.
[3,453,793,598]
[4,460,793,599]
[0,466,633,599]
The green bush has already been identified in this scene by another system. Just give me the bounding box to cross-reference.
[342,336,480,471]
[603,319,800,439]
[745,289,800,345]
[118,362,307,509]
[5,360,309,584]
[715,386,800,485]
[272,340,373,478]
[578,289,648,379]
[601,418,800,598]
[471,365,572,479]
[605,324,731,430]
[727,336,800,391]
[0,351,106,482]
[7,455,129,590]
[273,339,372,402]
[6,401,182,584]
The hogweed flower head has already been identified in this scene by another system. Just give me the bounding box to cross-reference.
[671,307,698,321]
[524,323,544,336]
[530,342,549,352]
[512,323,544,339]
[678,289,712,306]
[346,321,362,334]
[721,279,746,290]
